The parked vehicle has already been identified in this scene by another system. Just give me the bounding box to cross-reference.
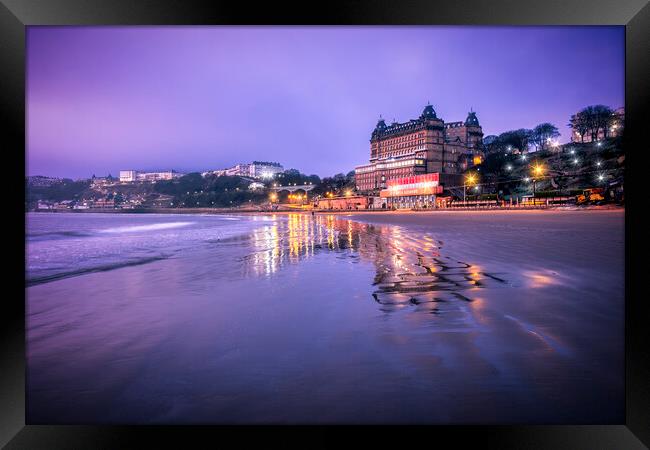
[576,188,605,205]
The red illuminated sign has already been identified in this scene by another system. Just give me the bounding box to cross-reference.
[380,173,443,198]
[386,172,439,188]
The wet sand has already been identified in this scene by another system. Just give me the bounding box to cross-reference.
[27,210,624,424]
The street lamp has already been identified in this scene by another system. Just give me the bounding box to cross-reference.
[464,173,477,203]
[530,163,544,205]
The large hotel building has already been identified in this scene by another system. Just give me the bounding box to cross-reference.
[355,104,484,195]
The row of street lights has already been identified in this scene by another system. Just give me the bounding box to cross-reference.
[268,189,353,205]
[464,162,546,202]
[465,157,609,204]
[271,182,313,187]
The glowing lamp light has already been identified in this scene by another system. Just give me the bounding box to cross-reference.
[506,165,513,171]
[521,155,527,161]
[596,161,602,167]
[573,159,579,164]
[598,174,605,182]
[524,177,530,182]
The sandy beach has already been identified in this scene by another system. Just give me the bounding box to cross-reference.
[26,209,624,424]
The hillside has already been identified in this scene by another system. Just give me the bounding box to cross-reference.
[469,137,624,199]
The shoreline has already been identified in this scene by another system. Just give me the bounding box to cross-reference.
[29,204,625,215]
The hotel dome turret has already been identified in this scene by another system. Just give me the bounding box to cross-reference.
[420,103,437,120]
[465,111,480,127]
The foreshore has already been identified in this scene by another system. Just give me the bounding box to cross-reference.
[27,208,624,424]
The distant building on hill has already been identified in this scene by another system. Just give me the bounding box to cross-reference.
[249,161,284,179]
[205,161,284,179]
[91,174,117,186]
[248,182,265,191]
[91,198,115,208]
[119,170,138,182]
[27,176,65,187]
[119,170,183,183]
[225,164,251,177]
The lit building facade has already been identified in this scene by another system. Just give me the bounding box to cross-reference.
[225,164,250,177]
[249,161,284,179]
[355,105,484,193]
[221,162,284,179]
[119,170,137,182]
[119,170,182,183]
[317,195,370,210]
[378,173,443,209]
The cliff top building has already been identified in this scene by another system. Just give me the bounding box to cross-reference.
[209,161,285,179]
[119,170,182,183]
[354,104,484,194]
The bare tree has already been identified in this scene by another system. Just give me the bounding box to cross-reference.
[577,105,615,141]
[531,123,560,151]
[568,113,589,143]
[592,105,615,139]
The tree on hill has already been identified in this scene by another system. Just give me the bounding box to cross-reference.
[26,179,91,205]
[531,123,560,151]
[275,169,319,186]
[154,172,204,195]
[570,105,617,142]
[487,129,532,154]
[568,113,590,143]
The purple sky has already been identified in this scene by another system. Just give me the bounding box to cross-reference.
[27,26,624,179]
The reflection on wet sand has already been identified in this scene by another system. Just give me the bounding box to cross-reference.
[240,214,511,317]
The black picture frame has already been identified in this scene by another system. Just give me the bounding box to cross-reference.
[3,1,649,448]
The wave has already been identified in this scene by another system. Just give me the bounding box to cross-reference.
[26,255,170,287]
[27,230,92,241]
[98,222,194,234]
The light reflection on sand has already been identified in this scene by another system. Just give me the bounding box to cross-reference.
[241,214,515,329]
